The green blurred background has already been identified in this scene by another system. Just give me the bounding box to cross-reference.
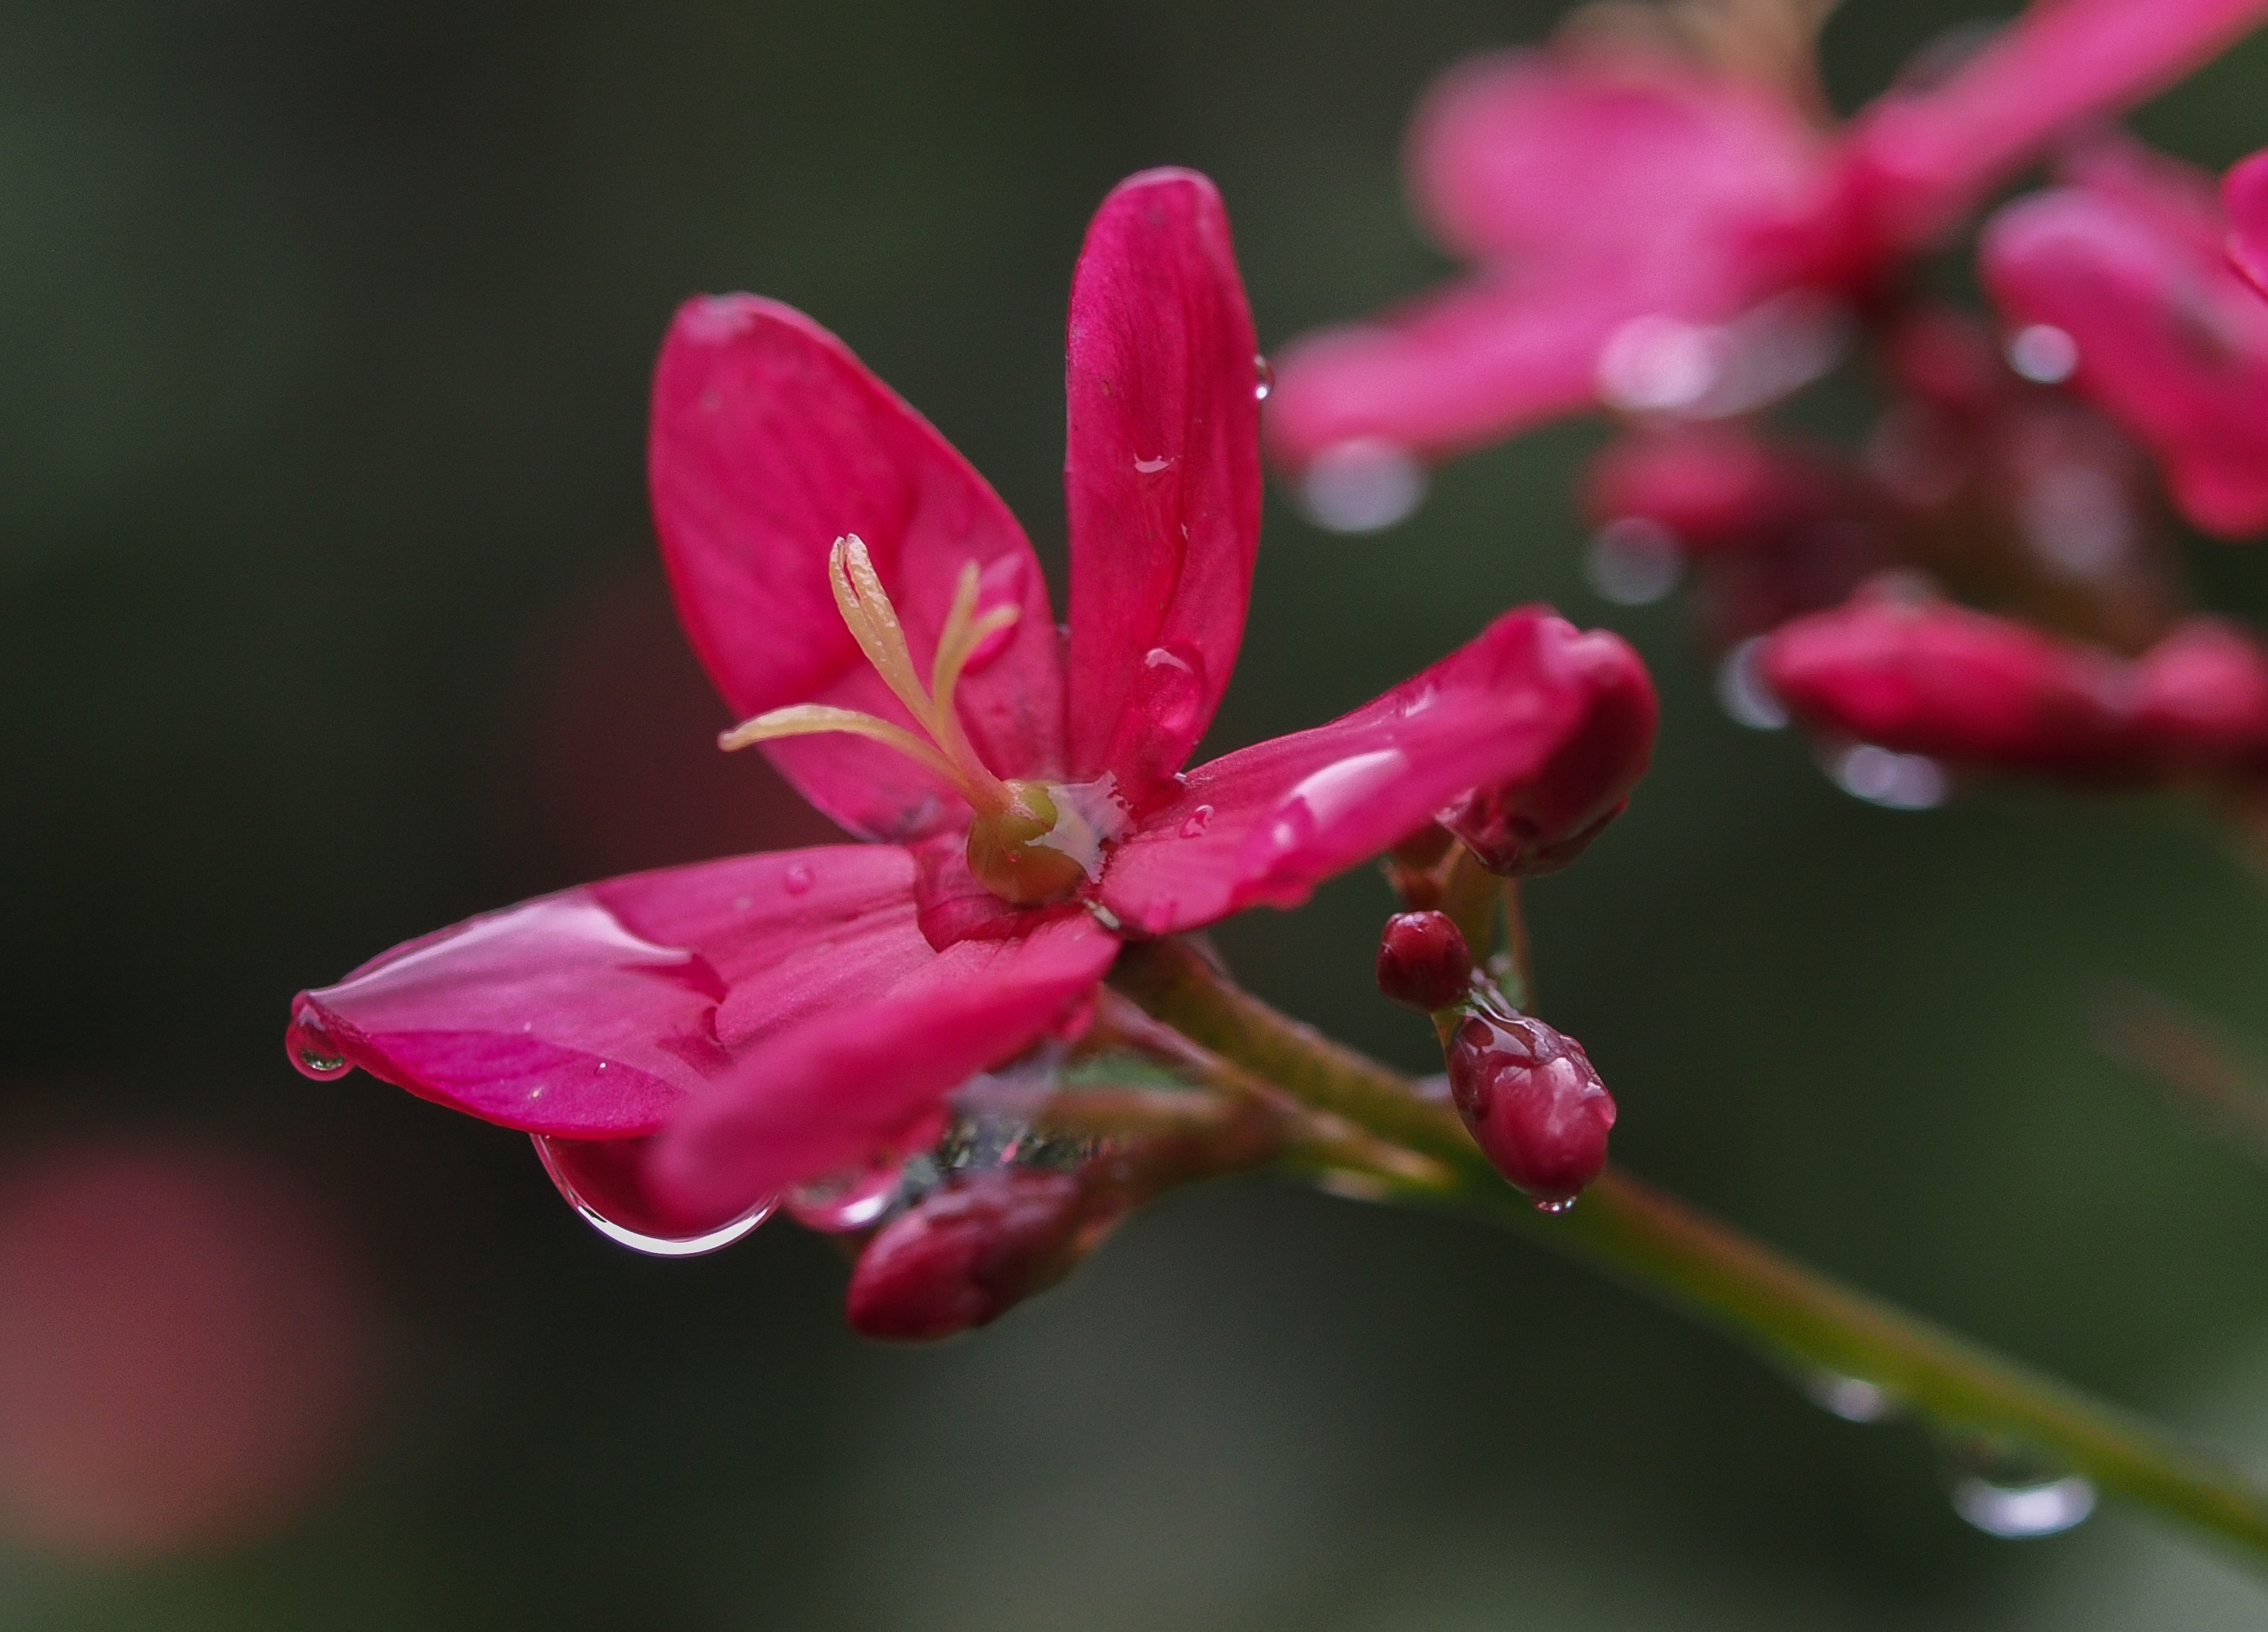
[6,0,2268,1623]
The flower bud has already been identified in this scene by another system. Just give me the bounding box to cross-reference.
[2133,618,2268,774]
[1439,624,1657,875]
[1758,592,2133,778]
[1376,911,1475,1012]
[1446,1011,1615,1207]
[844,1170,1087,1342]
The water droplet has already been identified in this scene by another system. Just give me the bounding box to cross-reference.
[285,1009,351,1080]
[1253,353,1274,401]
[1137,642,1207,741]
[1178,803,1215,839]
[1133,454,1174,475]
[2019,463,2131,579]
[1828,743,1950,810]
[1715,638,1789,729]
[782,862,813,895]
[1261,750,1411,862]
[2006,322,2079,384]
[1952,1473,2096,1538]
[1584,517,1684,605]
[1533,1196,1577,1216]
[1597,314,1729,413]
[1804,1371,1897,1423]
[1298,439,1427,533]
[785,1161,905,1232]
[535,1134,773,1258]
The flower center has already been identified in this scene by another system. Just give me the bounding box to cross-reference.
[720,535,1121,906]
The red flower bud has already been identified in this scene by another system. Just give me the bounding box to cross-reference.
[1376,911,1475,1012]
[1439,626,1657,875]
[1758,592,2133,778]
[2133,618,2268,774]
[1446,1011,1615,1208]
[844,1170,1088,1342]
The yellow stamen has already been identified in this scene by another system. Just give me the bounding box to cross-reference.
[719,535,1020,817]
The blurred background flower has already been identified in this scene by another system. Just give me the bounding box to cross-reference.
[7,0,2268,1625]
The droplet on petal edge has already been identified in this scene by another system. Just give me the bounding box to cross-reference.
[1298,439,1427,533]
[1827,743,1949,811]
[785,1161,907,1233]
[782,862,814,895]
[1715,638,1789,730]
[1803,1372,1897,1423]
[535,1138,774,1258]
[1951,1474,2096,1538]
[1585,517,1684,606]
[2005,323,2078,385]
[286,1008,351,1080]
[1253,353,1274,401]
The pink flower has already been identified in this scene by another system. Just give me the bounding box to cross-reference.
[1980,138,2268,539]
[286,169,1657,1245]
[1266,1,2268,498]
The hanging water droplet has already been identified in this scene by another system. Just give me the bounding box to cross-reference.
[1952,1472,2096,1538]
[782,861,813,895]
[1828,743,1950,811]
[1584,517,1685,605]
[534,1134,773,1258]
[1803,1371,1897,1423]
[1715,638,1789,729]
[285,1008,351,1080]
[1298,439,1427,533]
[1533,1196,1577,1216]
[1178,803,1215,839]
[785,1161,905,1232]
[1253,353,1274,401]
[2005,323,2079,384]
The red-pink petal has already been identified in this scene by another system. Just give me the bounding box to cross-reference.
[286,846,927,1138]
[1409,50,1834,273]
[1980,184,2268,539]
[2224,148,2268,295]
[1264,275,1630,467]
[1843,0,2268,248]
[1098,609,1651,934]
[649,913,1119,1218]
[1063,169,1262,798]
[650,296,1065,841]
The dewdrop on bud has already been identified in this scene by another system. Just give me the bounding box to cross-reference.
[1376,911,1475,1013]
[1446,1012,1617,1209]
[844,1170,1088,1342]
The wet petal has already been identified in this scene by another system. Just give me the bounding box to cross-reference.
[1844,0,2268,247]
[650,914,1119,1217]
[1980,182,2268,538]
[1408,50,1834,273]
[1098,610,1653,934]
[650,296,1065,841]
[1063,169,1263,798]
[287,846,926,1137]
[2222,147,2268,295]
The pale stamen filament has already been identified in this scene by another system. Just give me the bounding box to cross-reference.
[718,535,1020,816]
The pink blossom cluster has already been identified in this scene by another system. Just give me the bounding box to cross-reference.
[1271,0,2268,803]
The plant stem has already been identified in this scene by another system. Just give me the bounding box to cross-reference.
[1110,937,2268,1561]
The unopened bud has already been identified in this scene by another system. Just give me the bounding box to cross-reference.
[1446,1011,1616,1207]
[2133,618,2268,774]
[1376,911,1475,1012]
[844,1170,1087,1342]
[1440,624,1657,875]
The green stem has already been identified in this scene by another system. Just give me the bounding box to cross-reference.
[1110,937,2268,1561]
